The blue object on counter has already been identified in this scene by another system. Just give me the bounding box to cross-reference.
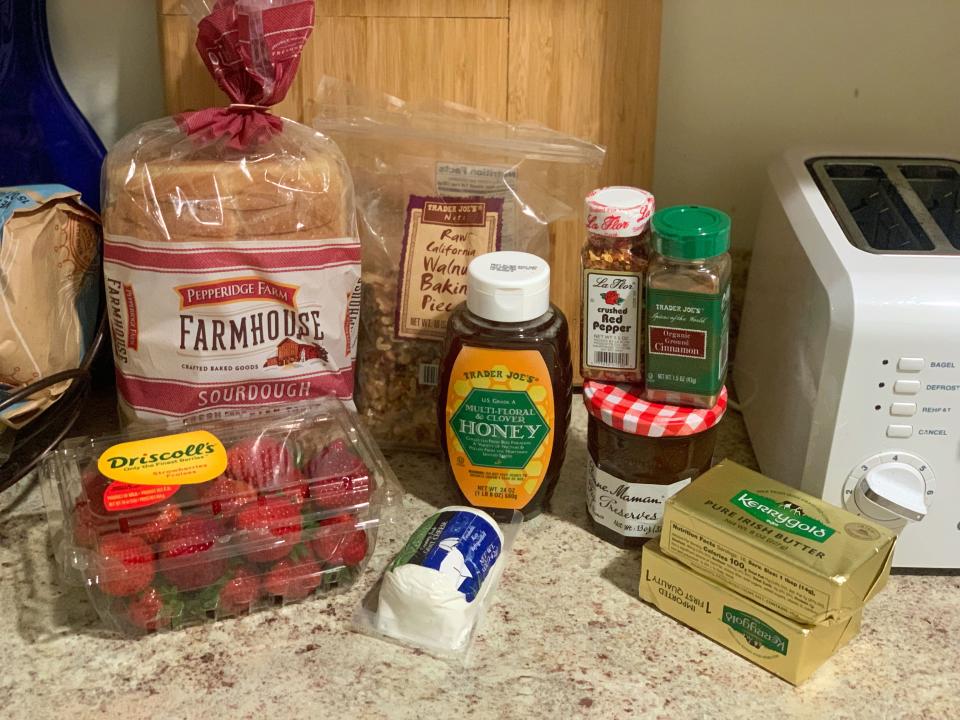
[388,507,502,602]
[0,0,106,212]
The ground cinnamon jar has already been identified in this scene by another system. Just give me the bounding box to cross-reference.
[643,205,731,409]
[582,381,727,548]
[580,186,654,383]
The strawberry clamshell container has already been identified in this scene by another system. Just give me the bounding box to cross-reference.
[40,398,400,635]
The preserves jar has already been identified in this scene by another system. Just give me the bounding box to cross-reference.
[438,251,573,522]
[580,186,654,383]
[582,381,727,548]
[644,205,731,408]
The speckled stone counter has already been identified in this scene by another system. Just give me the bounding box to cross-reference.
[1,399,957,720]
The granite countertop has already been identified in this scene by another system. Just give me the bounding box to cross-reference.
[1,396,957,720]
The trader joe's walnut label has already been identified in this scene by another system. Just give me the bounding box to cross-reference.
[444,347,554,509]
[396,196,502,341]
[103,235,360,421]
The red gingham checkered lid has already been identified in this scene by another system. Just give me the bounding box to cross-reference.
[582,382,727,437]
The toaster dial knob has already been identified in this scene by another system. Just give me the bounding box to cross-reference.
[844,452,934,525]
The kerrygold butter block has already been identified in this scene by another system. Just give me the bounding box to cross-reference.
[639,540,861,685]
[660,460,896,625]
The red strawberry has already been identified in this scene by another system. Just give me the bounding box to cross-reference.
[198,475,256,523]
[128,503,183,544]
[95,533,156,597]
[81,468,110,507]
[235,496,302,563]
[310,514,368,567]
[303,439,371,510]
[226,436,298,490]
[158,516,227,591]
[127,587,169,631]
[72,469,111,546]
[270,468,310,508]
[72,498,100,548]
[73,468,183,545]
[218,566,262,616]
[263,555,322,602]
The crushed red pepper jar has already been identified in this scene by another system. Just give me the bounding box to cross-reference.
[582,381,727,548]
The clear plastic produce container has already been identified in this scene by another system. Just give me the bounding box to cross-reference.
[41,398,399,635]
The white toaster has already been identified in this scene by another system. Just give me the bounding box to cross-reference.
[734,149,960,568]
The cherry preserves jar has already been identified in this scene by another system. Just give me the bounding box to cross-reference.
[582,381,727,548]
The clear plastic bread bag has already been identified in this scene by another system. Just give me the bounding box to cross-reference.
[312,79,604,451]
[102,1,359,427]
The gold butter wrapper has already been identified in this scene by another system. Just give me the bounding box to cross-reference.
[660,460,896,625]
[640,540,861,685]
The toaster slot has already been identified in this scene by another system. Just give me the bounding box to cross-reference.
[824,163,934,253]
[899,163,960,250]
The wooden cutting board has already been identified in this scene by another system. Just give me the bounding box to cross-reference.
[157,0,662,384]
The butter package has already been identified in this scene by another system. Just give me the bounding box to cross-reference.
[660,460,895,624]
[640,540,861,685]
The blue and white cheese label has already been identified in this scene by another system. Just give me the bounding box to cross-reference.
[389,506,502,602]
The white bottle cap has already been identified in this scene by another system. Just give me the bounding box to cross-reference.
[585,186,655,237]
[466,251,550,323]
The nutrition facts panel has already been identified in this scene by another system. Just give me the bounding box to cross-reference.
[663,522,831,619]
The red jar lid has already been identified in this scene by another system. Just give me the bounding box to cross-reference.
[582,382,727,437]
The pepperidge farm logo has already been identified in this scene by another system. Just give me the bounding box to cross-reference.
[731,490,836,543]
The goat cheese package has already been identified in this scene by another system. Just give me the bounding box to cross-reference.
[375,506,504,651]
[660,460,896,624]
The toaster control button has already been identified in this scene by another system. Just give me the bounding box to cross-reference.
[894,380,921,394]
[886,424,914,438]
[890,402,917,417]
[897,357,924,372]
[856,462,927,522]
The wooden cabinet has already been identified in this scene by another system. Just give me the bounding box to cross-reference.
[157,0,661,382]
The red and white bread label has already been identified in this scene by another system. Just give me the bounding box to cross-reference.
[104,235,361,423]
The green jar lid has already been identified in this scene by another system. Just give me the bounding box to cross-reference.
[651,205,731,259]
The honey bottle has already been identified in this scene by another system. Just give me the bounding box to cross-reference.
[437,251,572,521]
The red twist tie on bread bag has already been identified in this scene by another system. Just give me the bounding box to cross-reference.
[176,0,314,149]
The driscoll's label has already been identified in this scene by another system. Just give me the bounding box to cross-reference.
[722,606,789,656]
[96,430,228,512]
[97,430,227,485]
[444,347,554,509]
[731,490,836,543]
[645,285,729,395]
[103,235,360,421]
[582,270,641,371]
[587,460,690,538]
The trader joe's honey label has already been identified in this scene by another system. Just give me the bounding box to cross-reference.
[444,347,554,509]
[396,197,502,341]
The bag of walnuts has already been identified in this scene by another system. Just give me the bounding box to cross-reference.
[102,1,359,425]
[314,80,604,450]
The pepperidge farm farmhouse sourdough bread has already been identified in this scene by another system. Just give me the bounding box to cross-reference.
[101,0,359,424]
